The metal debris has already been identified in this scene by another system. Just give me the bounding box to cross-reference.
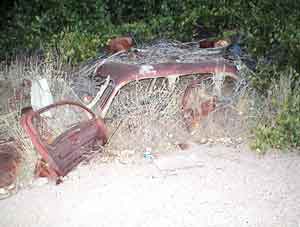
[21,101,108,182]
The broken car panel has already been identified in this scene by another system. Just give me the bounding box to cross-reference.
[21,101,108,180]
[86,60,239,117]
[14,39,241,184]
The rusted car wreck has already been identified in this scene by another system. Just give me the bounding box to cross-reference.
[20,58,239,181]
[13,39,241,183]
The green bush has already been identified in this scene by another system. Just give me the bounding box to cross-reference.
[0,0,110,58]
[47,31,103,63]
[252,69,300,151]
[1,0,299,68]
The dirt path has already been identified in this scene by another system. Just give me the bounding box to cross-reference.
[1,144,300,227]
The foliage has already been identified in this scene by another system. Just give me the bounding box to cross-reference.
[1,0,300,151]
[249,62,284,94]
[47,31,103,63]
[1,0,299,68]
[252,69,300,151]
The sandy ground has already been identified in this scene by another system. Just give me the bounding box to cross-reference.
[1,144,300,227]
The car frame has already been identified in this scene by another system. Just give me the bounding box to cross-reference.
[21,57,240,181]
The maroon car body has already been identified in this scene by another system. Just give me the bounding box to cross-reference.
[20,59,239,181]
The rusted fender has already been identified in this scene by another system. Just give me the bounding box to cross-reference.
[199,39,230,48]
[106,37,134,54]
[21,101,108,179]
[94,60,239,117]
[96,60,239,86]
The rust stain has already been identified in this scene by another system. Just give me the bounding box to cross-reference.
[181,77,218,130]
[199,39,230,49]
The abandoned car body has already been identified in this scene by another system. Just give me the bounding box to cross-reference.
[19,55,240,181]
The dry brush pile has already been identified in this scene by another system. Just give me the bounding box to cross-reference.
[0,41,262,194]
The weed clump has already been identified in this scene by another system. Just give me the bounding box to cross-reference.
[251,68,300,152]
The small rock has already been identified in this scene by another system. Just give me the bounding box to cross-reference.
[33,178,49,187]
[178,143,191,150]
[0,188,8,195]
[199,138,208,144]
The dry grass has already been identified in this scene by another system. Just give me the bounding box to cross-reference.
[0,58,82,190]
[104,71,252,160]
[0,42,257,189]
[101,40,255,159]
[250,68,300,151]
[105,77,189,158]
[0,114,36,188]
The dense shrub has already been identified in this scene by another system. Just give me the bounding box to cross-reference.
[1,0,299,67]
[252,69,300,151]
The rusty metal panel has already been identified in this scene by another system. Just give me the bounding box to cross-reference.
[94,61,238,115]
[95,61,238,85]
[21,101,108,179]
